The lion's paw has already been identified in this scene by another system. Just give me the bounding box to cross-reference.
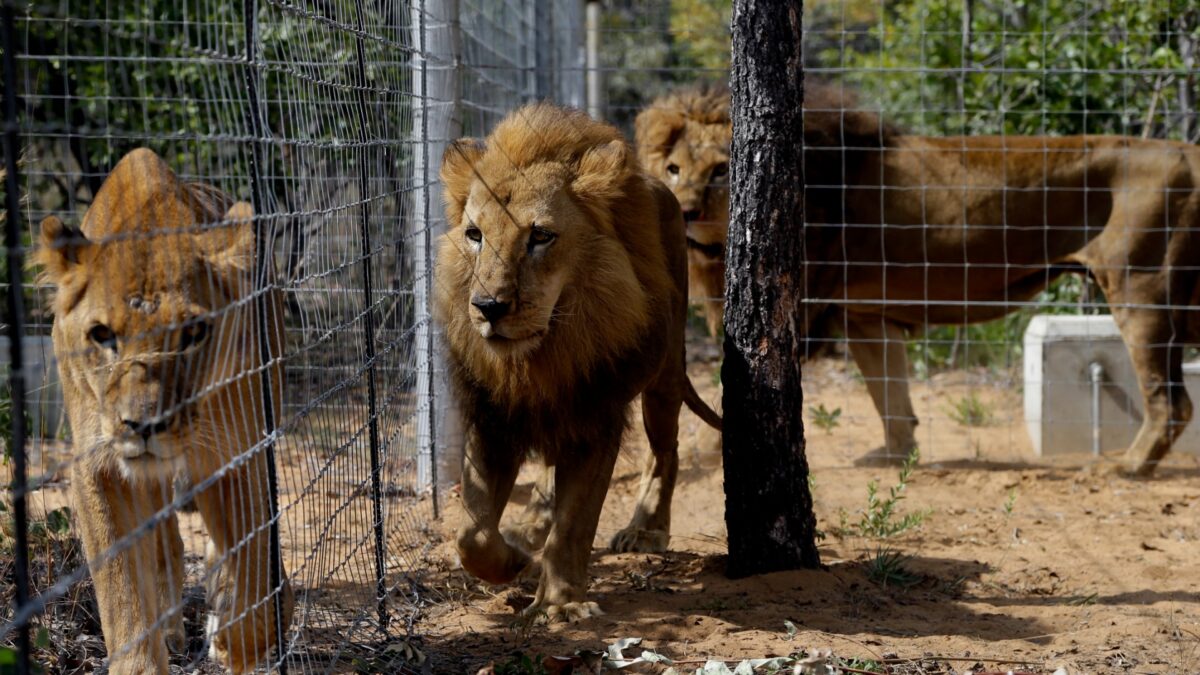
[525,600,605,623]
[609,527,668,553]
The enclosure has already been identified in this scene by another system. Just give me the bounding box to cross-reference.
[1,0,1198,673]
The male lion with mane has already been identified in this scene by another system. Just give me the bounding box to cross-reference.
[35,148,292,673]
[436,103,721,620]
[638,84,1200,476]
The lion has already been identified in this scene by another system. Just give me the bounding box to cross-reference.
[34,148,293,673]
[635,84,732,338]
[637,84,1200,476]
[435,103,722,621]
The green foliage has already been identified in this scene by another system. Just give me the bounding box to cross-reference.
[1003,488,1018,517]
[669,0,733,71]
[491,652,550,675]
[837,447,931,539]
[807,403,842,434]
[947,392,994,427]
[822,0,1200,140]
[0,646,44,675]
[865,547,922,588]
[602,1,730,133]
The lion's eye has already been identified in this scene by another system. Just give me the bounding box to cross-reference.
[88,324,117,352]
[179,321,210,351]
[710,162,728,178]
[528,226,556,247]
[465,226,482,243]
[666,163,680,176]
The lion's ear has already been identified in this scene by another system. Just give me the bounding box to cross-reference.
[32,216,91,285]
[441,138,486,200]
[572,140,630,204]
[634,107,684,160]
[198,201,256,275]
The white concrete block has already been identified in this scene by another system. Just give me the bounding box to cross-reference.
[1023,314,1200,456]
[0,336,64,439]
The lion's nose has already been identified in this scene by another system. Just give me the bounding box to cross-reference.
[682,209,702,223]
[471,297,512,323]
[123,418,169,441]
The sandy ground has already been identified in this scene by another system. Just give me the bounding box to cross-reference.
[419,352,1200,674]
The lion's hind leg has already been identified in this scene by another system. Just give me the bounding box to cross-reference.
[610,384,681,553]
[1101,283,1192,475]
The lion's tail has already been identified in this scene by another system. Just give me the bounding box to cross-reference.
[683,373,722,431]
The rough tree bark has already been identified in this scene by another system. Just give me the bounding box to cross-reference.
[722,0,820,577]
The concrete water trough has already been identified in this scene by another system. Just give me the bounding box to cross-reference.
[1024,314,1200,457]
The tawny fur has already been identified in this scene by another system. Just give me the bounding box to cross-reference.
[435,103,720,621]
[34,148,292,673]
[637,83,1200,475]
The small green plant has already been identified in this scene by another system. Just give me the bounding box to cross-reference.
[947,391,993,427]
[491,651,550,675]
[1003,488,1017,518]
[807,403,842,434]
[865,547,921,588]
[836,447,931,539]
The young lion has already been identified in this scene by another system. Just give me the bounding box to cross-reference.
[435,103,721,620]
[34,148,292,673]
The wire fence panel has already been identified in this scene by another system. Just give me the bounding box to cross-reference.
[598,0,1200,470]
[6,0,1200,671]
[798,0,1200,470]
[0,0,581,672]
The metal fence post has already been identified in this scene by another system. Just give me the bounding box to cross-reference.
[585,0,603,119]
[240,2,287,670]
[2,4,32,673]
[413,0,463,513]
[349,0,389,632]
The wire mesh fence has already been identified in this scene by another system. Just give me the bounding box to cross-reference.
[3,0,1200,671]
[600,0,1200,471]
[0,0,582,672]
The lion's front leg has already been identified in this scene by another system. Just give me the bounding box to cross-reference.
[456,431,531,584]
[611,387,680,553]
[70,468,172,674]
[195,455,293,675]
[528,441,621,622]
[154,508,186,652]
[846,314,918,463]
[501,460,555,554]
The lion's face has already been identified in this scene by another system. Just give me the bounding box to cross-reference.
[455,164,586,355]
[36,149,259,481]
[636,97,732,337]
[438,134,637,361]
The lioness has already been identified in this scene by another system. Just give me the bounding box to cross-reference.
[35,148,292,673]
[637,84,1200,475]
[435,103,722,620]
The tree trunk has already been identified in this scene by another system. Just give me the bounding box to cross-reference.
[722,0,820,578]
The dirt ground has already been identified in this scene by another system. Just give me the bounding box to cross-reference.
[420,353,1200,674]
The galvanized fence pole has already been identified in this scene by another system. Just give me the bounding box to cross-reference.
[1,4,32,673]
[585,0,603,119]
[413,0,463,513]
[240,1,288,670]
[349,0,389,631]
